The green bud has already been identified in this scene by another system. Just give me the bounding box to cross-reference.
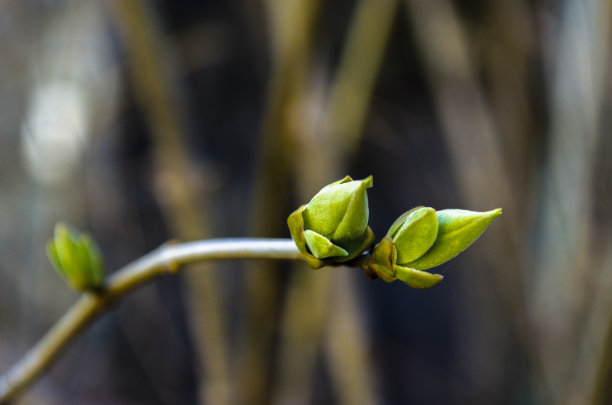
[367,208,501,289]
[288,176,375,269]
[302,175,372,241]
[405,209,502,270]
[46,223,105,291]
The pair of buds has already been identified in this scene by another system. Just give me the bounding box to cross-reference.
[288,176,501,289]
[47,176,500,291]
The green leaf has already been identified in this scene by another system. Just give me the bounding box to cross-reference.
[394,265,443,289]
[81,234,105,287]
[304,230,349,259]
[386,206,423,238]
[332,176,372,241]
[287,205,327,269]
[46,240,65,278]
[368,237,397,282]
[390,207,438,264]
[54,224,78,280]
[405,208,502,270]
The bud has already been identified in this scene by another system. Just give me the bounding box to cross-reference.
[405,209,502,270]
[46,223,105,291]
[368,208,501,289]
[288,176,375,269]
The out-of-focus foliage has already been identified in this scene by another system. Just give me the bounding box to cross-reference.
[46,223,105,291]
[1,0,611,404]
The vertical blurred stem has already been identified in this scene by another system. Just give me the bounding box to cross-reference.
[403,0,540,401]
[323,279,376,405]
[105,2,230,404]
[477,1,537,219]
[589,303,612,405]
[322,1,396,403]
[558,5,612,401]
[272,268,333,405]
[324,0,398,161]
[572,250,612,405]
[237,1,321,404]
[533,0,609,402]
[403,0,522,307]
[274,1,395,404]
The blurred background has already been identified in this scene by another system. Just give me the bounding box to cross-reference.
[1,0,611,404]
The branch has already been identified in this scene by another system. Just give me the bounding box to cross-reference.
[0,238,302,404]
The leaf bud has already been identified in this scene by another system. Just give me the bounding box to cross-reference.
[367,208,501,288]
[288,176,375,268]
[46,223,105,291]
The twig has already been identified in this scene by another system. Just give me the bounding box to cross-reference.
[0,239,302,404]
[237,0,322,403]
[104,1,234,401]
[273,0,396,403]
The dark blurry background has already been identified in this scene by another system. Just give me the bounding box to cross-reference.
[1,0,611,404]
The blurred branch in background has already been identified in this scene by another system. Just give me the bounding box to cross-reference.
[405,0,612,404]
[105,1,231,404]
[572,250,612,405]
[323,0,399,166]
[273,0,396,404]
[0,239,302,404]
[1,0,612,404]
[237,0,321,403]
[1,1,122,403]
[404,0,540,401]
[537,1,612,404]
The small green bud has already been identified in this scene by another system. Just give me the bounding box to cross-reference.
[46,223,105,291]
[405,209,502,270]
[288,176,375,269]
[367,208,501,289]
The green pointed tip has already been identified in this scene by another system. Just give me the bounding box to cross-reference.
[405,208,502,271]
[304,230,349,259]
[361,175,373,188]
[53,223,68,247]
[394,265,443,289]
[332,175,371,188]
[491,208,502,217]
[54,222,81,244]
[335,175,353,185]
